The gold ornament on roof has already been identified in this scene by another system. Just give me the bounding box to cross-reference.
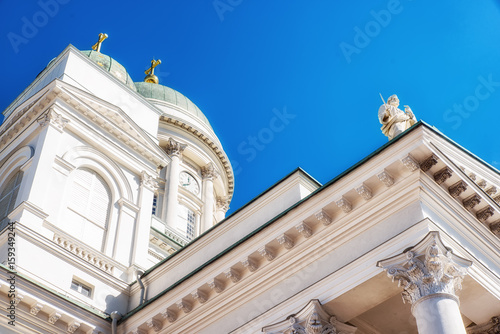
[144,59,162,84]
[91,33,108,53]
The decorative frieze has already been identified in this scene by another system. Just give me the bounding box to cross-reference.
[224,268,241,283]
[449,180,468,198]
[241,257,258,272]
[191,289,208,304]
[377,232,471,305]
[258,245,276,261]
[377,170,395,187]
[165,138,187,157]
[336,197,352,213]
[296,222,312,238]
[67,321,81,333]
[434,166,453,185]
[356,184,373,200]
[176,299,192,314]
[401,154,420,172]
[146,318,163,332]
[160,309,177,323]
[463,194,482,211]
[314,210,332,226]
[277,233,294,249]
[207,278,225,293]
[201,163,219,180]
[48,312,62,324]
[420,154,438,172]
[477,206,495,223]
[262,299,357,334]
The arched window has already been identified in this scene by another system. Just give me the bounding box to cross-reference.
[66,168,111,251]
[0,171,23,227]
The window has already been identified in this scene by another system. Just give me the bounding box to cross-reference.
[0,171,23,228]
[70,280,92,298]
[66,168,111,251]
[178,204,196,240]
[152,194,158,216]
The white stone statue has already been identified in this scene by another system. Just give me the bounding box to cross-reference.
[378,94,417,140]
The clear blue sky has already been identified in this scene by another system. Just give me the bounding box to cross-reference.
[2,0,500,213]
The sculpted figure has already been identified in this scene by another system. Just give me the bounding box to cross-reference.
[378,94,417,140]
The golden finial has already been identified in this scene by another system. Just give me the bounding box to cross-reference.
[144,59,162,84]
[91,33,108,53]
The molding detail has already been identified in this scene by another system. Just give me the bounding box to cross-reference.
[296,222,312,238]
[277,233,294,249]
[141,171,159,191]
[176,299,192,314]
[201,162,219,180]
[160,309,177,323]
[224,268,241,283]
[377,170,394,187]
[477,206,495,223]
[258,246,276,261]
[377,232,472,305]
[37,109,69,132]
[466,315,500,333]
[241,257,258,272]
[434,166,453,185]
[449,180,468,198]
[463,194,482,211]
[401,154,420,172]
[356,184,373,200]
[336,197,352,213]
[315,209,332,226]
[165,138,187,157]
[67,321,81,333]
[48,312,62,324]
[477,179,487,189]
[262,299,357,334]
[12,294,23,306]
[30,303,43,315]
[486,186,498,196]
[207,278,224,293]
[146,318,163,332]
[191,289,208,304]
[420,154,438,172]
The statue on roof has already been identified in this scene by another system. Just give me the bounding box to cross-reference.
[378,94,417,140]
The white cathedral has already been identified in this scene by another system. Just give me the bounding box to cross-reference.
[1,36,500,334]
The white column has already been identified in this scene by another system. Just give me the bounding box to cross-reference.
[201,163,218,233]
[162,139,186,229]
[215,196,230,222]
[377,232,472,334]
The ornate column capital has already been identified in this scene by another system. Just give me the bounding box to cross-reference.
[141,171,159,192]
[466,315,500,333]
[201,163,219,180]
[216,196,230,212]
[262,299,357,334]
[165,138,187,157]
[377,232,472,305]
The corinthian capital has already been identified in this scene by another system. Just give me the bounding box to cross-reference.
[165,138,187,157]
[201,163,219,180]
[377,232,472,305]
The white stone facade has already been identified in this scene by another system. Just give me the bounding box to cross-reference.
[1,44,500,333]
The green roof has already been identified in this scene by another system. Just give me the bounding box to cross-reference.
[135,82,212,130]
[81,50,137,91]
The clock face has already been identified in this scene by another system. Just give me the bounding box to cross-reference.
[179,171,200,195]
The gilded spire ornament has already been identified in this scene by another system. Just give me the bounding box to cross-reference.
[144,59,162,84]
[91,33,108,53]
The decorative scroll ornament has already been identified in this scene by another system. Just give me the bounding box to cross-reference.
[262,299,357,334]
[377,232,472,305]
[377,170,394,187]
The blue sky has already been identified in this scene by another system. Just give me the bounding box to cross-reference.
[2,0,500,213]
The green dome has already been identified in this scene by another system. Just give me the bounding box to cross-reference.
[135,82,212,129]
[81,50,137,91]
